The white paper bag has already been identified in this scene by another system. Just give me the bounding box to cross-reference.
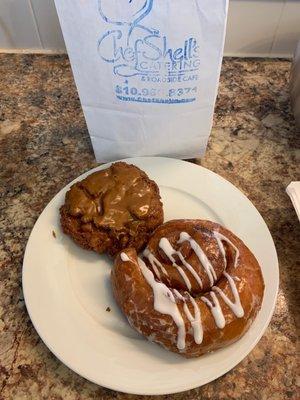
[55,0,228,162]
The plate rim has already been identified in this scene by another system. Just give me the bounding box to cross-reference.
[22,156,279,395]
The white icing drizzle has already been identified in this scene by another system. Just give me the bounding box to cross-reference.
[120,252,130,262]
[183,295,203,344]
[201,292,226,328]
[178,232,217,286]
[143,248,168,279]
[213,231,240,268]
[173,289,185,301]
[176,250,203,289]
[201,271,244,327]
[137,257,186,350]
[158,238,192,290]
[159,237,203,290]
[212,272,244,318]
[132,230,244,349]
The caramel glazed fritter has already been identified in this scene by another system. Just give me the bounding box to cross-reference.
[60,162,164,256]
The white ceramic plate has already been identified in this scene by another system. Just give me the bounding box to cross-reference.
[23,157,278,395]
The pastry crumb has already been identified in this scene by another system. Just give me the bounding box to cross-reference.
[106,307,111,312]
[52,230,56,238]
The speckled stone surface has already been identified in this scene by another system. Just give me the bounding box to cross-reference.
[0,54,299,400]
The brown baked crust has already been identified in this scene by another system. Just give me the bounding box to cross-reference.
[60,162,163,257]
[112,219,265,357]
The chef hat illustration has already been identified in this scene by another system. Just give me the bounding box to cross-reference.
[98,0,153,26]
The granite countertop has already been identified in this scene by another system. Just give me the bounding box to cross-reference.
[0,54,299,400]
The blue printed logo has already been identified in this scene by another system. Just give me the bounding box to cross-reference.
[97,0,200,79]
[97,0,200,103]
[98,0,155,46]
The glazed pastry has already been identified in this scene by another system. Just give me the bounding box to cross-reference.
[112,220,264,357]
[60,162,163,257]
